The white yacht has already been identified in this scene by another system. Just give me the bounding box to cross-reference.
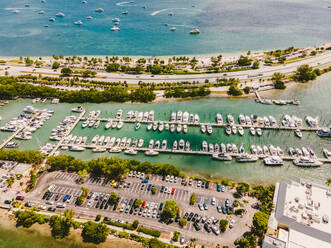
[185,141,190,151]
[216,113,223,124]
[158,122,164,132]
[39,10,45,14]
[138,139,144,148]
[227,114,234,125]
[69,146,85,152]
[147,122,152,131]
[56,12,65,17]
[162,140,167,150]
[249,127,256,135]
[112,18,120,22]
[225,126,231,135]
[232,126,237,134]
[212,153,232,161]
[200,125,206,133]
[111,26,120,31]
[173,140,178,150]
[194,114,200,123]
[170,124,175,133]
[256,128,262,136]
[117,121,124,129]
[154,140,160,149]
[236,154,258,162]
[238,126,244,136]
[189,28,200,34]
[183,112,189,123]
[92,147,106,153]
[177,111,183,122]
[170,112,176,122]
[202,141,208,152]
[183,124,188,134]
[145,150,159,156]
[124,148,138,155]
[293,157,322,167]
[72,106,84,113]
[95,8,104,12]
[316,128,331,137]
[177,124,182,133]
[86,16,93,19]
[148,139,154,149]
[74,20,83,25]
[122,11,128,14]
[264,156,284,166]
[207,124,213,134]
[105,120,112,129]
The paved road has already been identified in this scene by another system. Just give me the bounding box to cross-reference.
[1,51,331,84]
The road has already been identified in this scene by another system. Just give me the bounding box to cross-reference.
[1,51,331,84]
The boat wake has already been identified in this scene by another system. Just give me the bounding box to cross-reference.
[151,8,187,16]
[116,2,134,6]
[0,28,42,38]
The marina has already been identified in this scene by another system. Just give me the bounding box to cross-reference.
[0,73,331,184]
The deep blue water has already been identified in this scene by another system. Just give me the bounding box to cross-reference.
[0,0,330,56]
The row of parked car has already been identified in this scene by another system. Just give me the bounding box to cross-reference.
[183,211,220,235]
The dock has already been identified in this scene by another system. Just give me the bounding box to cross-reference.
[254,91,300,106]
[81,117,321,132]
[47,109,86,157]
[0,111,42,150]
[60,143,331,164]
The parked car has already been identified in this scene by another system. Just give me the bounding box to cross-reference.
[48,207,56,212]
[204,223,211,233]
[16,195,24,201]
[193,222,201,231]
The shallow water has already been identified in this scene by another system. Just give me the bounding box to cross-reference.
[1,74,330,184]
[0,0,330,56]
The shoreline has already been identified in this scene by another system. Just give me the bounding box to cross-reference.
[1,42,330,62]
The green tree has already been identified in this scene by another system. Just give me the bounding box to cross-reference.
[326,178,331,186]
[237,56,252,67]
[151,64,163,74]
[106,63,120,72]
[219,219,228,232]
[228,85,243,96]
[60,67,72,76]
[252,61,259,69]
[237,182,250,196]
[161,200,179,222]
[132,220,139,229]
[278,56,286,64]
[109,192,118,205]
[243,86,251,94]
[172,231,180,242]
[252,211,269,237]
[272,72,286,89]
[52,61,60,69]
[190,193,196,205]
[293,64,317,82]
[82,221,110,244]
[95,214,101,222]
[49,214,72,239]
[179,218,187,228]
[134,199,142,208]
[149,238,166,248]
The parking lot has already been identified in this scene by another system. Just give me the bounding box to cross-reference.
[23,171,257,246]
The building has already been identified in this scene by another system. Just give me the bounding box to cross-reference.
[263,178,331,248]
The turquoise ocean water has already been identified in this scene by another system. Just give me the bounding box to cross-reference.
[0,0,330,56]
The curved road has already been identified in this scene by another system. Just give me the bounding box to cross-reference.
[1,51,331,84]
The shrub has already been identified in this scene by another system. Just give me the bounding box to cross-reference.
[137,226,161,238]
[190,193,196,205]
[219,219,228,232]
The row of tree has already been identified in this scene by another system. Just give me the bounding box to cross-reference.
[0,149,44,164]
[164,86,211,98]
[0,77,155,103]
[47,155,182,179]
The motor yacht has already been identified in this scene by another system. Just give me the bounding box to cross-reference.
[264,156,284,166]
[177,111,183,122]
[154,140,160,149]
[158,122,164,132]
[170,112,176,122]
[207,124,213,134]
[95,8,104,12]
[249,127,256,135]
[69,146,85,152]
[117,121,124,129]
[316,128,331,137]
[170,124,175,133]
[225,126,231,135]
[124,148,138,155]
[232,126,237,134]
[236,154,258,162]
[165,123,169,131]
[92,147,106,153]
[138,139,144,148]
[179,139,185,150]
[72,106,83,113]
[74,20,83,25]
[147,122,152,131]
[323,148,331,158]
[177,124,182,133]
[256,128,262,136]
[135,122,141,130]
[183,124,188,134]
[202,141,208,152]
[185,141,190,151]
[189,28,200,34]
[105,120,112,129]
[238,126,244,136]
[201,125,206,133]
[111,26,120,31]
[148,139,154,149]
[56,12,65,17]
[216,113,223,124]
[145,150,159,156]
[293,157,322,167]
[93,120,100,128]
[209,143,214,153]
[212,153,232,161]
[162,140,167,150]
[173,140,178,150]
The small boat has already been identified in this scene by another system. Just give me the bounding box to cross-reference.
[173,140,178,150]
[179,139,185,150]
[148,139,154,149]
[238,126,244,136]
[109,147,122,153]
[294,129,302,138]
[236,154,258,162]
[49,17,56,22]
[185,141,190,151]
[93,120,100,128]
[112,18,120,22]
[152,122,158,131]
[170,124,175,133]
[183,124,188,134]
[124,148,138,155]
[216,113,223,124]
[147,122,152,131]
[72,106,84,113]
[250,127,256,136]
[135,122,141,130]
[162,140,167,150]
[202,141,208,152]
[111,121,117,129]
[293,156,322,167]
[189,28,200,34]
[264,156,284,166]
[122,11,128,14]
[6,142,19,148]
[92,147,106,153]
[323,148,331,159]
[56,12,65,17]
[225,126,231,135]
[158,122,164,132]
[39,10,45,14]
[212,153,232,161]
[111,26,120,31]
[95,8,104,12]
[232,126,237,134]
[74,20,83,25]
[69,146,85,152]
[201,125,206,133]
[117,121,124,129]
[154,140,160,149]
[12,10,20,14]
[256,128,262,136]
[209,143,214,153]
[177,124,182,133]
[138,139,144,148]
[207,124,213,134]
[165,123,169,131]
[145,150,159,156]
[105,120,112,129]
[86,16,93,19]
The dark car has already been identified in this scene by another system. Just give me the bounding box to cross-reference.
[204,223,211,233]
[140,184,145,190]
[147,184,152,191]
[205,181,210,189]
[4,200,12,204]
[104,217,111,221]
[181,178,185,185]
[162,175,166,181]
[184,212,189,218]
[159,202,164,211]
[193,222,201,231]
[192,213,198,222]
[48,207,56,212]
[42,192,49,200]
[54,194,60,201]
[160,186,165,193]
[188,212,194,221]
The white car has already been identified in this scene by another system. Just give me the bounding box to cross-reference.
[197,180,202,187]
[211,197,216,206]
[38,204,46,210]
[46,200,54,205]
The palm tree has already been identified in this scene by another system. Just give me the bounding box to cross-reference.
[272,72,285,83]
[326,178,331,186]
